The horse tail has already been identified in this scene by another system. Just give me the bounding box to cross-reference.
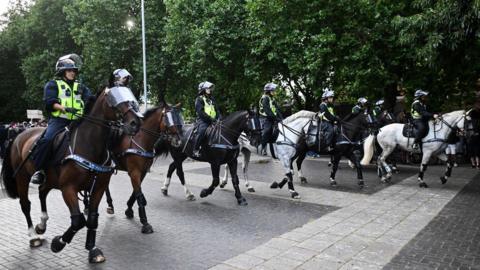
[361,134,375,166]
[1,140,19,199]
[269,143,277,159]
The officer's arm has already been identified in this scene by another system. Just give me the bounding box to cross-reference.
[43,81,63,113]
[275,102,283,120]
[212,97,221,120]
[414,103,433,119]
[261,97,276,119]
[195,97,212,123]
[322,105,337,122]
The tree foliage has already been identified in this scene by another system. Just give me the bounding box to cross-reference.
[0,0,479,121]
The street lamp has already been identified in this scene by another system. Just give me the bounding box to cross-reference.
[141,0,147,111]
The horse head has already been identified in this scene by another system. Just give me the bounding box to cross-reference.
[244,109,262,146]
[103,86,143,135]
[160,104,184,147]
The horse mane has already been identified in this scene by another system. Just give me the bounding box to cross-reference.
[442,110,465,118]
[143,103,166,120]
[282,110,316,124]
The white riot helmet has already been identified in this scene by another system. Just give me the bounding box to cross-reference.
[375,99,384,106]
[322,90,335,99]
[264,82,278,92]
[357,97,368,105]
[414,89,429,99]
[198,81,214,94]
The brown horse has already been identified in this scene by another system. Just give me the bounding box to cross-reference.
[1,86,142,263]
[98,104,183,234]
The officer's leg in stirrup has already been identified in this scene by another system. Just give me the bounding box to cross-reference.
[31,120,64,184]
[260,119,272,155]
[412,120,424,150]
[193,121,208,157]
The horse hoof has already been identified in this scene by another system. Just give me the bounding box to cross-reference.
[290,191,301,199]
[200,189,209,198]
[330,179,337,187]
[419,182,428,188]
[328,162,332,167]
[440,176,447,185]
[161,187,168,196]
[219,182,227,188]
[89,247,106,264]
[35,224,46,235]
[141,224,154,234]
[125,208,134,219]
[186,194,196,201]
[247,187,255,193]
[106,207,114,215]
[300,177,308,184]
[358,181,365,188]
[51,236,66,253]
[29,238,43,248]
[270,181,279,189]
[237,197,248,206]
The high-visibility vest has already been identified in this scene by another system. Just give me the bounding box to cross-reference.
[259,94,277,117]
[411,100,423,120]
[202,96,217,119]
[51,80,84,120]
[319,102,335,121]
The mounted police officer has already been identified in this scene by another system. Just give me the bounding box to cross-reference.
[411,89,438,150]
[193,81,220,157]
[318,90,339,151]
[259,82,283,155]
[30,54,94,184]
[352,97,368,116]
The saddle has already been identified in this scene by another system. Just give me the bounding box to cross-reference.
[30,128,71,167]
[402,121,429,139]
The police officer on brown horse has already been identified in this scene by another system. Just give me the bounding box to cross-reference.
[259,82,283,155]
[193,81,220,157]
[30,54,94,184]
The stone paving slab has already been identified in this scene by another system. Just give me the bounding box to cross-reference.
[385,170,480,270]
[208,165,478,270]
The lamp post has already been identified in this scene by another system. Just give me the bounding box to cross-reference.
[141,0,147,111]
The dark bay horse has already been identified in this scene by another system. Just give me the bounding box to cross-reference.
[99,104,183,234]
[160,110,261,205]
[1,86,142,263]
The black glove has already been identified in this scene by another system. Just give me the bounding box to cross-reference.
[65,107,78,114]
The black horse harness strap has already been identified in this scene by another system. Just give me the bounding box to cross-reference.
[119,137,155,159]
[63,154,116,174]
[276,119,312,148]
[207,121,241,150]
[423,114,465,144]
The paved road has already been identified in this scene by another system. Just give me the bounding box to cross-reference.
[0,155,479,270]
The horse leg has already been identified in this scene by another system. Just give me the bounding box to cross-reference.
[175,159,195,201]
[378,146,394,183]
[350,151,364,188]
[200,164,220,198]
[296,150,307,184]
[438,153,452,185]
[161,162,176,196]
[35,187,51,235]
[51,187,86,254]
[125,192,136,219]
[329,153,342,187]
[105,187,114,214]
[85,184,108,264]
[227,159,248,205]
[17,174,42,247]
[241,148,255,192]
[270,148,293,190]
[220,164,229,188]
[129,168,153,234]
[417,152,433,188]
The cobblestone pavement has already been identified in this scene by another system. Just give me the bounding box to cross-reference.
[1,155,479,270]
[385,172,480,270]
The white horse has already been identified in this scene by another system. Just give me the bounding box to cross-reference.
[364,110,468,187]
[220,133,256,192]
[270,110,318,199]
